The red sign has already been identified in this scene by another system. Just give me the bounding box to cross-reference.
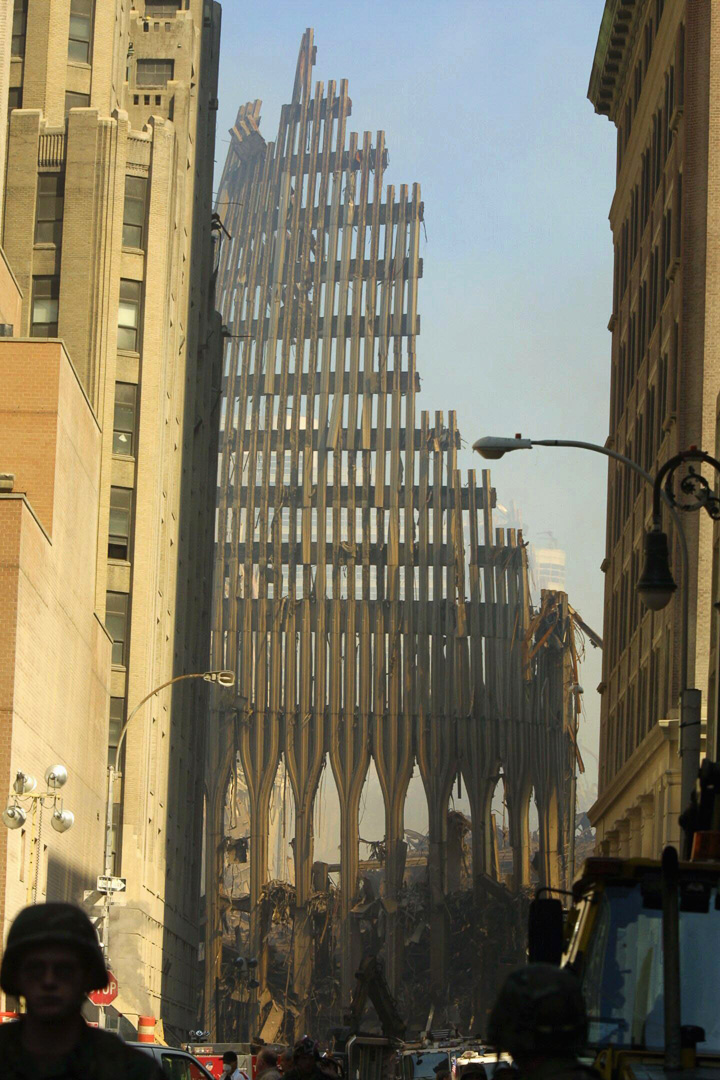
[88,971,118,1006]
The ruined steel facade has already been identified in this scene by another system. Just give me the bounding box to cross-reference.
[205,31,577,1039]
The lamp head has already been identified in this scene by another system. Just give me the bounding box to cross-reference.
[2,804,26,830]
[45,764,68,790]
[13,771,36,796]
[50,809,74,833]
[472,435,533,460]
[203,669,235,686]
[638,528,677,611]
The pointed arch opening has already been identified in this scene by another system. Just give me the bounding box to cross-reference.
[267,754,295,884]
[490,768,513,885]
[447,773,473,892]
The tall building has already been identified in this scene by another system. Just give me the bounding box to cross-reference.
[588,1,714,856]
[1,0,222,1033]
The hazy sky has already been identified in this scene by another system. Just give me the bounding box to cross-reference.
[215,0,616,805]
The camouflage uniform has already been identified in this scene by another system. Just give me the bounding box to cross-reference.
[488,964,600,1080]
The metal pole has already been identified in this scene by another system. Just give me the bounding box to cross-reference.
[661,845,682,1071]
[101,763,115,962]
[101,670,232,965]
[25,798,38,906]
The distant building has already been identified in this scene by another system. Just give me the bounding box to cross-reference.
[1,0,222,1033]
[533,540,567,593]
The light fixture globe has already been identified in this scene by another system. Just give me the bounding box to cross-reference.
[638,529,677,611]
[2,804,26,830]
[13,771,37,795]
[45,764,68,790]
[50,809,74,833]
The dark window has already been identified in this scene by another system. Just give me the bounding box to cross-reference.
[12,0,27,57]
[108,697,125,766]
[31,276,59,337]
[123,176,147,248]
[136,59,174,87]
[106,592,129,666]
[68,0,94,63]
[145,1,182,13]
[108,486,133,560]
[113,383,138,455]
[118,279,141,350]
[35,174,64,245]
[65,91,90,114]
[8,87,22,114]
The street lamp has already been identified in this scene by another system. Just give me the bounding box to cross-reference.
[101,669,235,961]
[472,433,699,813]
[2,764,74,903]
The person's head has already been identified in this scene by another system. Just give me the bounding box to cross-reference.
[223,1051,239,1073]
[0,902,108,1024]
[278,1049,295,1073]
[257,1048,278,1076]
[433,1062,450,1080]
[294,1036,320,1075]
[488,964,587,1067]
[461,1067,487,1080]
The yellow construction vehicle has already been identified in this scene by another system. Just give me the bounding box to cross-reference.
[529,762,720,1077]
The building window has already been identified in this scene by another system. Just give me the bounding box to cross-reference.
[68,0,94,63]
[65,91,90,114]
[12,0,27,57]
[145,0,182,13]
[108,486,133,560]
[35,174,65,245]
[8,87,22,115]
[136,59,174,87]
[108,697,125,765]
[118,279,141,350]
[113,383,138,455]
[106,592,129,666]
[31,277,59,337]
[123,176,148,248]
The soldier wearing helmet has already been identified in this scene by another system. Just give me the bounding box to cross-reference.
[488,964,599,1080]
[0,901,162,1080]
[282,1036,330,1080]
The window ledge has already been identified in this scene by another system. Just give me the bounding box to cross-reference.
[33,243,58,250]
[111,664,127,672]
[107,557,132,567]
[67,61,91,71]
[117,349,140,358]
[112,453,136,462]
[122,246,145,255]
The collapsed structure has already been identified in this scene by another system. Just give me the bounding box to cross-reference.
[204,31,581,1041]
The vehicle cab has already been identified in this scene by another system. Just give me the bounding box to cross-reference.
[559,856,720,1077]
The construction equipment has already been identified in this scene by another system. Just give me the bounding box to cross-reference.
[528,765,720,1077]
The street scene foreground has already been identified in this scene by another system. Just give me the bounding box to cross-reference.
[4,1,720,1079]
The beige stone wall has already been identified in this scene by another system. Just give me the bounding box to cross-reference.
[1,0,222,1030]
[0,339,111,961]
[0,247,22,331]
[589,0,720,857]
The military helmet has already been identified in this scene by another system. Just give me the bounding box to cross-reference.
[0,902,109,996]
[488,964,587,1058]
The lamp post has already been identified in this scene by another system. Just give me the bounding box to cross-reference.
[472,434,698,812]
[101,669,235,962]
[2,764,74,904]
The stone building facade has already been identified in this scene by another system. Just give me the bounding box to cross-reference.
[588,0,718,855]
[1,0,222,1035]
